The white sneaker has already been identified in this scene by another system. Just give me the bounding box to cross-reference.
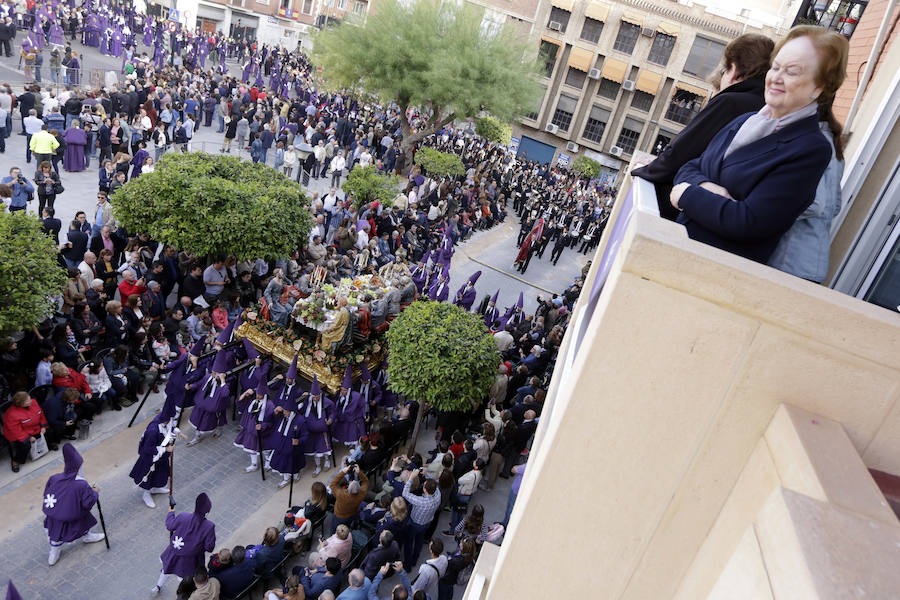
[186,438,200,447]
[264,463,272,472]
[293,473,301,481]
[48,545,61,566]
[82,532,105,543]
[245,464,258,473]
[142,490,156,508]
[312,466,321,476]
[278,478,290,488]
[151,585,161,596]
[323,459,331,470]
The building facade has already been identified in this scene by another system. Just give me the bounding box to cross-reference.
[513,0,792,182]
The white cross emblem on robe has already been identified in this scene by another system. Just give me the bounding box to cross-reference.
[172,535,185,550]
[44,493,57,509]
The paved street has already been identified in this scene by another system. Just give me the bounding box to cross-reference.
[0,37,589,599]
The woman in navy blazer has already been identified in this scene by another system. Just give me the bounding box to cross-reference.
[670,26,848,265]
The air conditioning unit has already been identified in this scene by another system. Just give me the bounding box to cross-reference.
[641,27,655,37]
[622,79,636,91]
[609,146,624,157]
[548,21,562,31]
[545,123,559,134]
[587,68,602,79]
[566,141,579,152]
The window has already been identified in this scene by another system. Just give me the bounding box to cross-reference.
[580,17,603,44]
[582,105,610,143]
[564,67,586,89]
[548,6,571,33]
[551,95,578,132]
[665,91,703,125]
[647,32,675,66]
[613,22,640,54]
[538,40,560,77]
[652,130,676,155]
[631,90,654,112]
[683,36,726,78]
[597,78,619,100]
[280,0,290,10]
[525,87,546,121]
[481,7,505,39]
[616,117,643,154]
[353,0,365,14]
[302,0,313,14]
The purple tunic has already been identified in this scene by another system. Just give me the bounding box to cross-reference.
[428,278,450,303]
[160,496,216,579]
[50,23,64,45]
[374,367,397,408]
[128,417,172,490]
[130,148,149,178]
[270,380,302,411]
[237,362,266,414]
[302,397,335,455]
[332,391,365,444]
[356,379,382,418]
[453,285,477,312]
[62,128,87,172]
[269,411,308,475]
[189,376,231,433]
[233,394,277,453]
[111,29,123,57]
[161,357,207,417]
[42,445,99,543]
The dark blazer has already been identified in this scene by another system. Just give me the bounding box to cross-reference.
[216,560,256,600]
[632,77,766,221]
[674,112,831,264]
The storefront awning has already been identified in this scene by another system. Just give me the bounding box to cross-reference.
[656,21,680,36]
[584,1,610,22]
[551,0,575,12]
[635,70,662,94]
[675,82,709,97]
[568,47,595,72]
[600,58,628,83]
[620,10,644,27]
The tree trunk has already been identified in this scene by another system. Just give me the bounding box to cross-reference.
[408,399,426,453]
[397,102,457,169]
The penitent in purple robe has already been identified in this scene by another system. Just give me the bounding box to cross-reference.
[302,396,335,455]
[269,409,308,476]
[50,23,64,45]
[62,127,87,172]
[189,374,231,433]
[160,493,216,579]
[129,409,176,490]
[42,444,99,543]
[332,390,365,444]
[453,284,477,312]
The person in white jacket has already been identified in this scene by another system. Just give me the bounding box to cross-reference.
[330,150,346,187]
[283,145,298,179]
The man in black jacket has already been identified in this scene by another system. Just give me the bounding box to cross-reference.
[631,33,773,221]
[0,17,14,57]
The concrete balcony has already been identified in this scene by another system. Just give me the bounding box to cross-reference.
[464,175,900,599]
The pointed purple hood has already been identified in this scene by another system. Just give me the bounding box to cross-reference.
[189,339,204,357]
[194,492,211,517]
[490,290,499,305]
[516,292,523,310]
[242,339,259,361]
[256,363,271,396]
[286,353,298,381]
[342,365,352,390]
[359,362,371,382]
[6,580,23,600]
[216,320,236,344]
[61,443,83,479]
[310,375,321,397]
[468,271,482,285]
[211,350,229,374]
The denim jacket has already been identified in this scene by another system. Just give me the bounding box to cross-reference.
[768,123,843,283]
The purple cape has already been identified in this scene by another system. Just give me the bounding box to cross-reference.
[332,390,365,443]
[42,444,99,543]
[160,494,216,579]
[301,397,335,454]
[189,376,232,433]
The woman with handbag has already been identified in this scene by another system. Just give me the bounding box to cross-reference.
[34,160,62,215]
[2,391,51,472]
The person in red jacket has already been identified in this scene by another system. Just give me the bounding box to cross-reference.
[50,362,99,420]
[118,269,147,301]
[3,391,50,472]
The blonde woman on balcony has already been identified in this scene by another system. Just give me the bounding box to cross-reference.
[669,26,848,265]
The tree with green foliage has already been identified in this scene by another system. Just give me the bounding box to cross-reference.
[571,155,603,179]
[313,0,542,154]
[113,153,313,260]
[385,301,499,446]
[341,165,400,208]
[0,211,66,336]
[476,116,512,145]
[413,147,465,178]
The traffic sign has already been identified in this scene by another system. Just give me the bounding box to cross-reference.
[167,20,177,33]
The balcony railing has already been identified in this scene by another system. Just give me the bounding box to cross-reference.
[664,102,700,126]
